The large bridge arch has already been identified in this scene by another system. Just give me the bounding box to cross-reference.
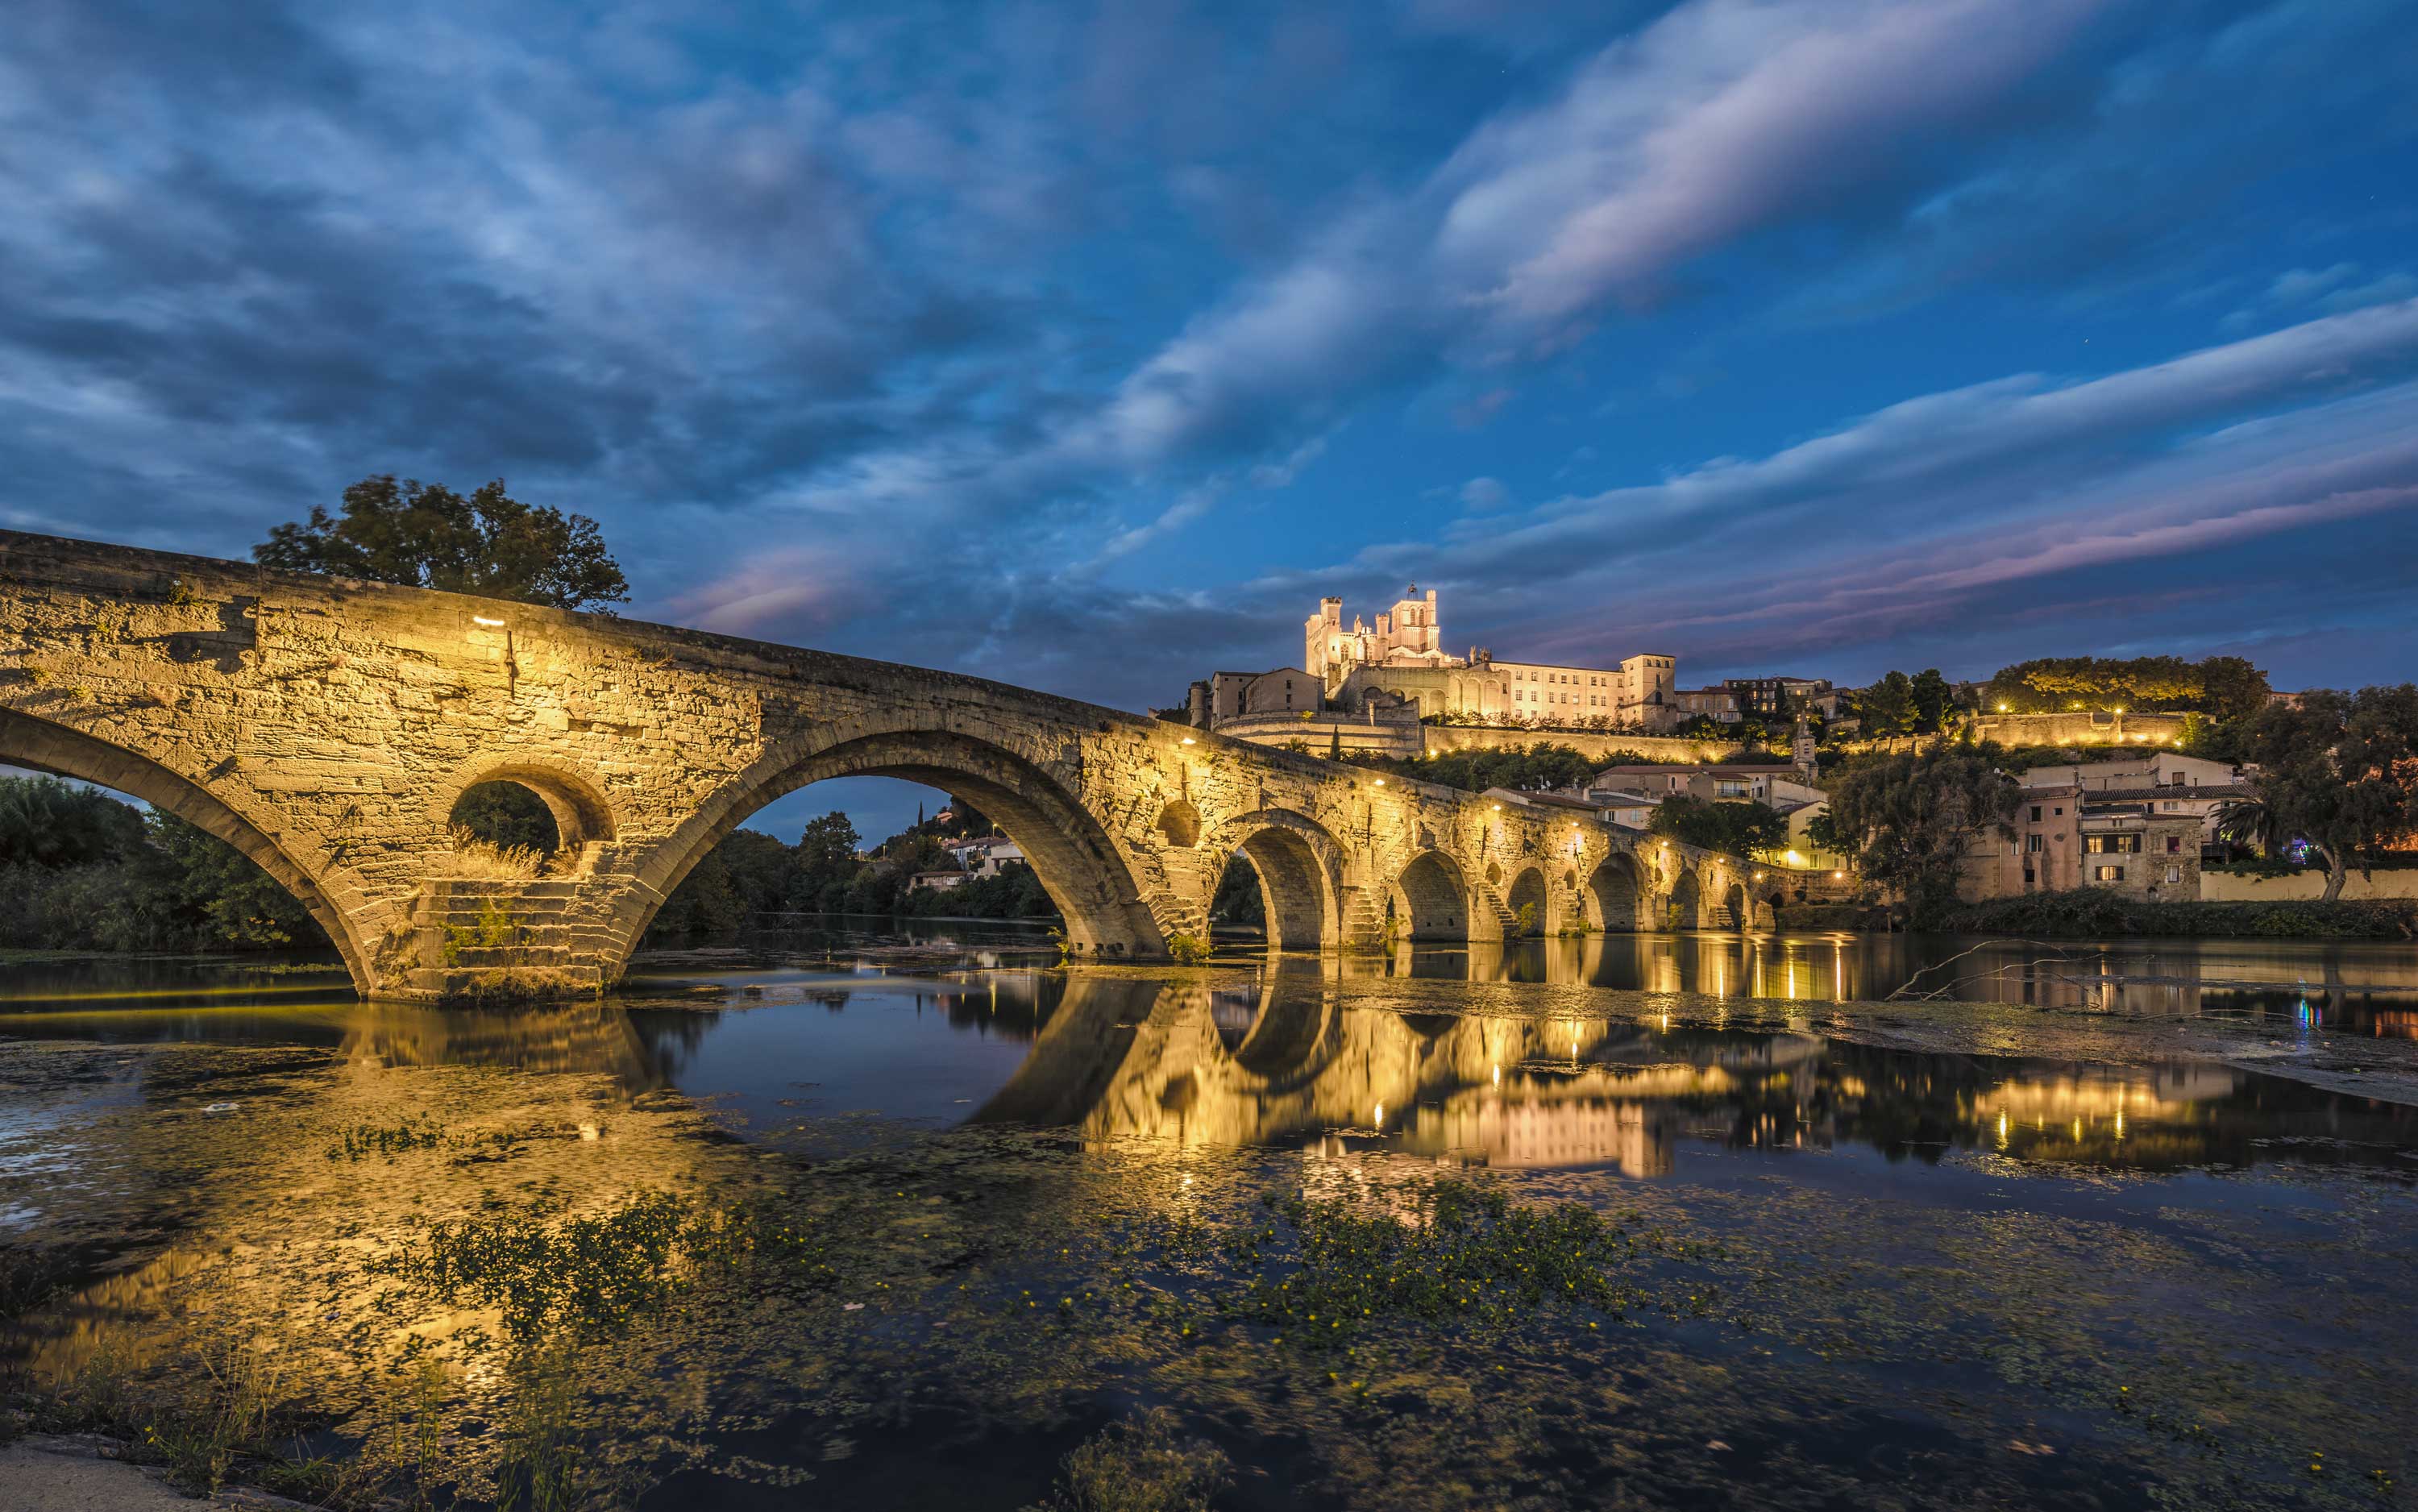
[1502,863,1547,937]
[1393,849,1471,942]
[1666,866,1705,929]
[627,725,1165,966]
[1583,852,1649,932]
[0,706,376,990]
[1202,808,1344,953]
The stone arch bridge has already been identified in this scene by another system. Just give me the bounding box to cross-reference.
[0,530,1783,1002]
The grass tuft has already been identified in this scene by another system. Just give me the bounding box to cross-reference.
[1026,1409,1228,1512]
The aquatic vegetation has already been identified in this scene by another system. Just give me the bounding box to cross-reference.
[494,1335,586,1512]
[7,1334,364,1503]
[1027,1408,1228,1512]
[1228,1176,1650,1341]
[327,1115,448,1161]
[368,1191,838,1344]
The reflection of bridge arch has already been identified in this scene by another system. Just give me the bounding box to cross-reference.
[1202,808,1344,953]
[1394,850,1472,941]
[0,706,375,989]
[640,727,1162,963]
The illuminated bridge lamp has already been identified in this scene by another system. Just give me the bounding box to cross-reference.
[1181,735,1196,746]
[472,615,505,628]
[1373,778,1386,787]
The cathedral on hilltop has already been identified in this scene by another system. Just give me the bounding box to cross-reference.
[1186,586,1678,734]
[1304,588,1676,728]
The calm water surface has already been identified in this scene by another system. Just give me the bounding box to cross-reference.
[4,924,2415,1510]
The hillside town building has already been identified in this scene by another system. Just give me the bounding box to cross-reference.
[1959,751,2254,903]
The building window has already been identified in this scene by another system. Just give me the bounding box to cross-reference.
[2085,834,2142,854]
[2165,866,2182,883]
[2025,834,2042,854]
[2094,865,2124,883]
[2030,806,2042,822]
[2166,835,2182,853]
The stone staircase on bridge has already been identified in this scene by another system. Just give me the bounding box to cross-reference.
[397,879,614,1001]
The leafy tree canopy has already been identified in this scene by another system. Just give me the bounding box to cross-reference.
[1821,744,2022,926]
[1855,671,1918,737]
[2232,685,2418,900]
[1345,742,1637,794]
[1980,654,2268,717]
[256,476,629,611]
[0,777,326,952]
[1645,795,1789,857]
[0,775,148,868]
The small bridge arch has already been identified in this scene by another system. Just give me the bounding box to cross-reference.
[1203,808,1345,953]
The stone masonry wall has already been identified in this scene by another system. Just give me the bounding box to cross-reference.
[1,530,1737,1002]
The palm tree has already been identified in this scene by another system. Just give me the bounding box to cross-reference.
[2213,794,2277,855]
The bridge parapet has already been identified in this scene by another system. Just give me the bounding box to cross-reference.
[2,529,1764,1002]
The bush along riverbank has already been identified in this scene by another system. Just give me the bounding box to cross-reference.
[1938,887,2418,940]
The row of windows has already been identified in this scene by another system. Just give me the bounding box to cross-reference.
[1515,689,1612,707]
[1518,669,1618,687]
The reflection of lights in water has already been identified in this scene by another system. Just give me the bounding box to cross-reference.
[1492,1063,1501,1087]
[0,982,345,1006]
[1373,1103,1385,1129]
[1996,1111,2009,1149]
[2113,1107,2125,1140]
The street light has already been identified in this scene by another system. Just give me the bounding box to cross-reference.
[1180,736,1196,746]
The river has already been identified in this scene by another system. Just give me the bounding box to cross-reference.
[3,925,2415,1509]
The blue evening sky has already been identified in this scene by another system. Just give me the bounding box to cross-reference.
[3,0,2414,844]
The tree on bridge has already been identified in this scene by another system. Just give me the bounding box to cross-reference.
[256,476,629,611]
